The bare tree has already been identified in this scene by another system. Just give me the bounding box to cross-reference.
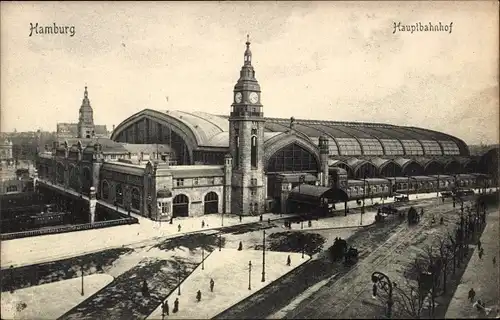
[419,244,440,316]
[393,259,428,319]
[436,236,452,294]
[447,231,458,275]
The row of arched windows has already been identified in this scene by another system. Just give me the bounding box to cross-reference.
[101,181,141,210]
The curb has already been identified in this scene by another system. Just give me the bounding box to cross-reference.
[212,254,313,320]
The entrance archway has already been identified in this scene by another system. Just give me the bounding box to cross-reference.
[204,192,219,214]
[173,194,189,217]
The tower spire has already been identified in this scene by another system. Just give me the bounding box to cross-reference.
[84,86,88,99]
[244,34,252,65]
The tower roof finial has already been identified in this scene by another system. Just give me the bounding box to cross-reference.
[84,86,88,98]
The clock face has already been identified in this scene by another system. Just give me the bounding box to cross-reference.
[249,92,259,104]
[234,92,242,103]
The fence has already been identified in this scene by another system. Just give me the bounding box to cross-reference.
[1,216,138,241]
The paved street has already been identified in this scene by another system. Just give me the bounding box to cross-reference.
[445,208,500,319]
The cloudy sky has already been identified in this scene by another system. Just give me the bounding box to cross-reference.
[1,1,498,144]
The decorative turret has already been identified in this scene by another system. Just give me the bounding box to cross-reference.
[77,86,95,139]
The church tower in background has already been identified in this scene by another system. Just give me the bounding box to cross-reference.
[228,36,266,216]
[77,86,95,139]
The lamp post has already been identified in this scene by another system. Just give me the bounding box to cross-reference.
[361,175,366,226]
[219,233,222,251]
[221,212,224,227]
[407,174,411,200]
[261,230,266,282]
[371,271,394,319]
[178,270,181,296]
[10,265,14,293]
[81,261,84,296]
[202,247,205,270]
[248,260,252,290]
[437,174,440,204]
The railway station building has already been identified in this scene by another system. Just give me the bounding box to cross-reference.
[37,38,498,221]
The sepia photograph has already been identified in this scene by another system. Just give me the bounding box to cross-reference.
[0,1,498,319]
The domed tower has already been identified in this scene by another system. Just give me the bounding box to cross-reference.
[229,35,265,216]
[77,86,95,139]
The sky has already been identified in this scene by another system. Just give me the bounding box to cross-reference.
[1,1,498,145]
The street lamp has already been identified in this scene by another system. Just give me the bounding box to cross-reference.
[361,175,366,226]
[202,247,205,270]
[248,260,252,290]
[10,265,14,293]
[221,212,224,227]
[219,233,222,251]
[371,271,394,319]
[261,230,266,282]
[178,270,181,296]
[81,261,85,296]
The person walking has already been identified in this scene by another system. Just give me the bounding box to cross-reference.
[210,278,214,292]
[178,224,181,232]
[163,300,169,316]
[493,256,496,265]
[173,298,179,313]
[286,255,291,266]
[201,220,205,228]
[196,290,202,302]
[468,288,476,303]
[479,248,484,260]
[477,240,482,251]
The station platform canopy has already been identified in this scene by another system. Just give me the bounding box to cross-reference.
[288,184,349,203]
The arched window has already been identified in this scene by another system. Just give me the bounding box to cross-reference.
[251,136,257,168]
[267,143,319,173]
[116,184,123,204]
[82,167,92,192]
[102,181,110,199]
[131,188,140,210]
[235,135,240,169]
[56,163,65,184]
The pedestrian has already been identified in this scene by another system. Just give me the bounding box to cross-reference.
[308,220,312,228]
[210,278,214,292]
[196,290,202,302]
[479,248,484,259]
[477,240,482,251]
[173,298,179,313]
[468,288,476,303]
[163,300,169,316]
[268,218,271,225]
[493,256,496,265]
[239,215,242,222]
[440,217,444,225]
[286,255,291,266]
[238,241,243,251]
[142,279,150,297]
[201,220,205,228]
[170,217,173,225]
[178,224,181,232]
[420,208,424,217]
[259,215,263,222]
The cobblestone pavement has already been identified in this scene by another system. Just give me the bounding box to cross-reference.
[445,209,500,319]
[215,200,462,319]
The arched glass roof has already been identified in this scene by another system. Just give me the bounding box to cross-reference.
[111,109,469,157]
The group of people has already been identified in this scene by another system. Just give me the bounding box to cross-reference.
[160,278,216,316]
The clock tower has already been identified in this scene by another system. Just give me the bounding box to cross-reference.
[229,35,266,216]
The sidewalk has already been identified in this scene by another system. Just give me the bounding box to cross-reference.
[147,249,309,320]
[283,210,378,231]
[0,211,291,269]
[0,274,113,319]
[445,208,500,319]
